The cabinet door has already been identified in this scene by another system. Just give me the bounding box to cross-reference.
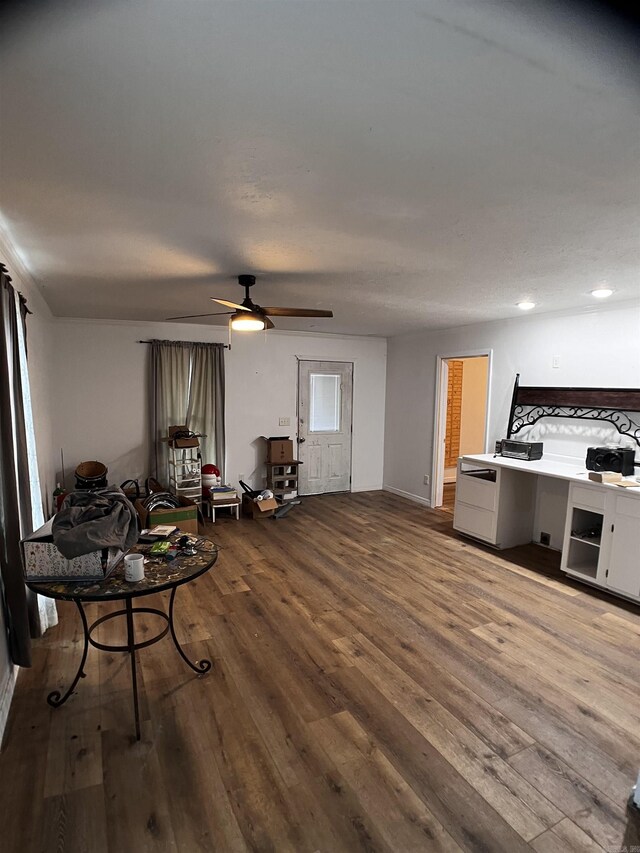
[607,515,640,598]
[453,502,498,544]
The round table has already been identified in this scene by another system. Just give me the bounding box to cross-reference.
[27,538,219,740]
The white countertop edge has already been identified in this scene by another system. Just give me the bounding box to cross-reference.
[459,453,640,495]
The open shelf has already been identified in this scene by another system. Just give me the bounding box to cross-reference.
[569,534,601,548]
[566,538,600,578]
[566,507,603,579]
[566,560,599,580]
[570,508,602,544]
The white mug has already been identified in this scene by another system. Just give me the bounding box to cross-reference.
[124,553,145,582]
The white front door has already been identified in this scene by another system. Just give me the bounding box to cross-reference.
[297,360,353,495]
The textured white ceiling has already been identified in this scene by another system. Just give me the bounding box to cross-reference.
[1,0,638,336]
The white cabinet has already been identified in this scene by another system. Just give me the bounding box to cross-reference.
[454,460,536,549]
[453,454,640,605]
[561,483,640,603]
[603,496,640,599]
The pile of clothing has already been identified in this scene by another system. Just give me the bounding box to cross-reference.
[52,487,138,558]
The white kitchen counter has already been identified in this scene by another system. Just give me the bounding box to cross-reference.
[460,453,640,496]
[455,452,640,603]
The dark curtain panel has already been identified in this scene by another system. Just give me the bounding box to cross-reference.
[0,264,32,666]
[17,294,42,639]
[18,293,31,355]
[186,342,226,475]
[149,341,191,482]
[148,340,225,483]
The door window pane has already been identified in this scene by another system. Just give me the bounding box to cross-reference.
[309,374,341,432]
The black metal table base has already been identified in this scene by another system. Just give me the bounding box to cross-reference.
[47,586,211,740]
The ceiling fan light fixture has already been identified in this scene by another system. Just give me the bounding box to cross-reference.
[178,273,333,329]
[230,310,266,331]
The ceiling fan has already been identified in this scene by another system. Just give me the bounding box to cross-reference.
[166,274,333,331]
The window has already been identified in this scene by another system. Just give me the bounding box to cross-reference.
[309,373,341,432]
[150,340,225,479]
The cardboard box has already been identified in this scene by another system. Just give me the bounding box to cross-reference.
[242,494,278,519]
[166,425,200,448]
[262,437,294,463]
[135,496,200,534]
[22,519,124,581]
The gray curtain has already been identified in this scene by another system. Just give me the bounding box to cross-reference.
[149,340,225,483]
[186,342,226,474]
[150,341,191,482]
[0,264,32,665]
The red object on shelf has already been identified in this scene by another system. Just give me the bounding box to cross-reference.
[53,484,67,512]
[202,464,220,476]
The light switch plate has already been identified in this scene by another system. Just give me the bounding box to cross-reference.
[279,416,291,427]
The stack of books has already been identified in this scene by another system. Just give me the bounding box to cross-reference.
[210,485,238,501]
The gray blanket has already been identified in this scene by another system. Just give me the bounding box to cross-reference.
[52,487,138,558]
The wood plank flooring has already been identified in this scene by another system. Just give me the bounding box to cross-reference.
[440,483,456,516]
[2,491,640,852]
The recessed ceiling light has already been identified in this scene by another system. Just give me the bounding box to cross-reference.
[516,301,536,310]
[591,287,613,298]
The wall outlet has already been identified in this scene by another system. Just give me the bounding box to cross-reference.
[423,474,430,485]
[238,473,244,484]
[552,356,560,369]
[279,416,291,427]
[540,531,551,546]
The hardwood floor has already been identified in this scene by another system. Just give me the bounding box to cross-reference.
[2,491,640,852]
[440,483,456,515]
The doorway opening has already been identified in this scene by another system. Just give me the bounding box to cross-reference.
[432,352,491,511]
[297,360,353,495]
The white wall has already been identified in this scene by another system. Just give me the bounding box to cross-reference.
[384,300,640,507]
[51,319,387,494]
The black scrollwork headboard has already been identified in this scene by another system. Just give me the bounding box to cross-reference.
[506,374,640,449]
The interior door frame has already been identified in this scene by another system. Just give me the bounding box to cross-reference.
[296,357,355,494]
[431,348,493,508]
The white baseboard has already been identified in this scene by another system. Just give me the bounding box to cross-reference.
[0,665,17,747]
[351,484,384,493]
[383,485,432,507]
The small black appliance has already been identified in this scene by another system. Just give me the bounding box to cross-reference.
[498,439,543,461]
[585,446,636,476]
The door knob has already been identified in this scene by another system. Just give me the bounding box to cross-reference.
[298,437,306,443]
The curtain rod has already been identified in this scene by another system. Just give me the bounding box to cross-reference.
[137,339,229,349]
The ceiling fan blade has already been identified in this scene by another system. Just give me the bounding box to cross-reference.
[165,311,234,320]
[263,316,275,330]
[212,298,250,311]
[261,307,333,318]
